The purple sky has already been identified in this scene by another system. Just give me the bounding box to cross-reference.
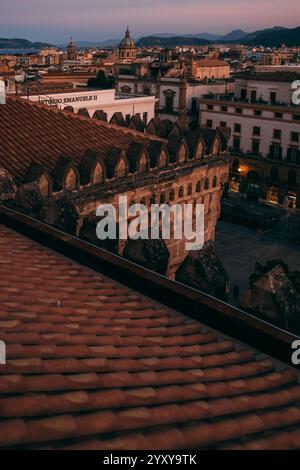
[1,0,299,43]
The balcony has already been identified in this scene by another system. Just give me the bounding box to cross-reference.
[201,94,300,111]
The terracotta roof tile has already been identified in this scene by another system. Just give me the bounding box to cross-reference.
[0,224,299,449]
[0,98,164,184]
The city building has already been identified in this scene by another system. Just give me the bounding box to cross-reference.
[23,88,156,126]
[116,60,234,124]
[199,72,300,208]
[118,27,137,62]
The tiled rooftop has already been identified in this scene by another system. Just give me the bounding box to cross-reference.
[0,97,163,184]
[0,223,300,450]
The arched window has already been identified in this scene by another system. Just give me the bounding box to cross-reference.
[38,174,50,198]
[65,168,77,191]
[205,178,210,190]
[212,176,217,188]
[115,158,126,178]
[178,186,184,198]
[138,153,148,173]
[178,145,187,163]
[159,151,167,168]
[196,142,204,159]
[160,192,165,203]
[212,138,220,155]
[169,190,175,201]
[188,183,192,195]
[196,181,201,193]
[92,162,104,185]
[150,194,156,204]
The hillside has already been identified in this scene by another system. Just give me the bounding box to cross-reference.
[242,26,300,47]
[0,37,53,50]
[136,36,211,47]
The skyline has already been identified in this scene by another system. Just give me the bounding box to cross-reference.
[0,0,299,43]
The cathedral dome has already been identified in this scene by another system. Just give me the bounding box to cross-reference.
[119,27,135,49]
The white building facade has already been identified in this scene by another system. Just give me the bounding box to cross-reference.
[23,88,156,126]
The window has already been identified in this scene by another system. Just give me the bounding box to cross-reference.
[160,192,165,203]
[159,151,167,168]
[92,162,104,185]
[233,137,241,151]
[38,175,50,198]
[275,112,283,119]
[212,176,217,188]
[240,88,247,100]
[206,119,213,128]
[254,109,262,116]
[292,114,300,121]
[65,168,77,191]
[252,140,260,155]
[291,132,299,142]
[191,99,197,114]
[273,129,281,139]
[220,121,227,128]
[207,104,214,110]
[234,123,241,133]
[115,158,126,178]
[138,153,148,173]
[125,114,131,125]
[287,147,300,163]
[235,108,242,114]
[269,144,282,161]
[250,90,257,102]
[253,126,261,136]
[196,181,201,192]
[169,190,174,201]
[270,91,277,104]
[178,186,184,198]
[204,178,209,190]
[268,185,279,204]
[221,106,228,112]
[188,183,192,195]
[165,94,174,112]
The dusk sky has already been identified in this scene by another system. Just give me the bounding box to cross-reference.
[1,0,299,43]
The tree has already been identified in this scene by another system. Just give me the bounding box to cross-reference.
[88,71,115,89]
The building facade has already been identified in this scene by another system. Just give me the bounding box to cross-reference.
[23,88,156,126]
[199,72,300,208]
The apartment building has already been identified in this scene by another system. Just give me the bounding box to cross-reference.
[199,72,300,208]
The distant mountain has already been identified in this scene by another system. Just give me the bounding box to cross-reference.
[152,31,244,41]
[242,26,287,42]
[242,26,300,47]
[136,36,212,47]
[221,29,249,41]
[0,37,53,50]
